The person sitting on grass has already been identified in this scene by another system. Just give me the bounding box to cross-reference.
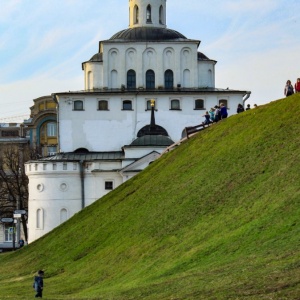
[202,111,211,125]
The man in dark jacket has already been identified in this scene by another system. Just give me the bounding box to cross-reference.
[33,270,44,298]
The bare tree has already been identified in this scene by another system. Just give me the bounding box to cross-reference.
[0,143,29,241]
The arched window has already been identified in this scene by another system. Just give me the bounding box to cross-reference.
[195,99,205,110]
[74,100,83,111]
[146,5,152,22]
[36,208,44,229]
[134,5,139,24]
[159,5,164,24]
[60,208,68,224]
[127,70,136,89]
[171,99,180,110]
[146,70,155,89]
[123,100,132,110]
[164,69,174,89]
[98,100,108,110]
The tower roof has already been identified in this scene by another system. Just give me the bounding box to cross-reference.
[109,27,187,42]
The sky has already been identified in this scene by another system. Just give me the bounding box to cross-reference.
[0,0,299,122]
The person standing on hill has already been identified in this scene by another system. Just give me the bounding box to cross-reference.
[209,107,215,122]
[294,78,300,93]
[220,103,228,119]
[245,104,251,110]
[284,80,294,96]
[214,105,220,122]
[237,103,244,113]
[18,237,24,248]
[33,270,44,298]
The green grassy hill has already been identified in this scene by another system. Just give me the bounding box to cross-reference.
[0,95,299,299]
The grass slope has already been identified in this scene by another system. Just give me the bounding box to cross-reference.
[0,95,299,299]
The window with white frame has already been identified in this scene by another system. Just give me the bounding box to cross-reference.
[122,100,132,110]
[195,99,205,110]
[74,100,84,111]
[98,100,108,110]
[4,225,14,242]
[170,99,180,110]
[47,122,57,137]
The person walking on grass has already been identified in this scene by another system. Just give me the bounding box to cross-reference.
[33,270,44,298]
[237,103,244,113]
[214,105,220,122]
[220,103,228,119]
[295,78,300,93]
[284,80,294,97]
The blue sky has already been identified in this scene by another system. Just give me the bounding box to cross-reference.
[0,0,299,121]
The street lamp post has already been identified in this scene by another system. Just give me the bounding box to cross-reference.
[12,220,16,250]
[16,195,20,244]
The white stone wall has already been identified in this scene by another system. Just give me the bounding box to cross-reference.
[26,160,124,243]
[198,61,216,88]
[57,92,244,153]
[84,41,203,90]
[129,0,167,28]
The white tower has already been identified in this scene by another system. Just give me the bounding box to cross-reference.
[129,0,167,28]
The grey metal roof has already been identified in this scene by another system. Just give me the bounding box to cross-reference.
[37,151,124,162]
[89,52,103,62]
[197,51,216,62]
[109,27,187,41]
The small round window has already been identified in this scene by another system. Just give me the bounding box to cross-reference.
[37,184,44,192]
[60,183,68,192]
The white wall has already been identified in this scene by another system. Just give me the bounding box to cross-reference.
[57,92,245,152]
[84,41,202,90]
[26,160,125,243]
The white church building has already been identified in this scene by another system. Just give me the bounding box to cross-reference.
[25,0,250,243]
